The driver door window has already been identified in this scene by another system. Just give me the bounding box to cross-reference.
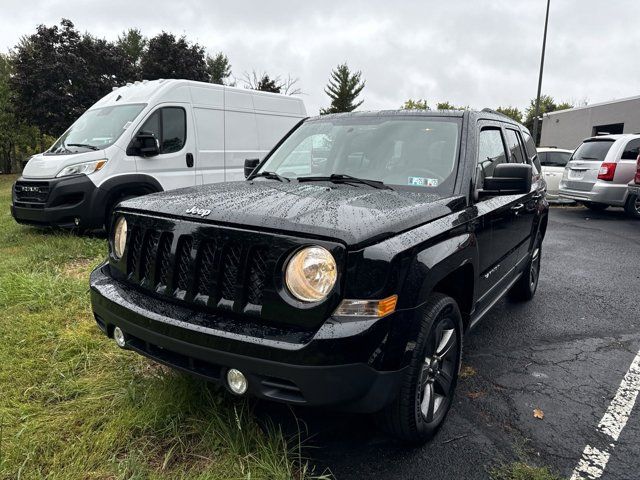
[477,128,507,189]
[138,107,186,154]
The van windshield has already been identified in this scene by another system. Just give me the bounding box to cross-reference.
[255,116,461,193]
[47,103,146,155]
[571,139,614,162]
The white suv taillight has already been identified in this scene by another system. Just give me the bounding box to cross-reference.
[597,162,617,181]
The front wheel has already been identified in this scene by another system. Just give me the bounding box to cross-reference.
[377,293,462,444]
[624,194,640,219]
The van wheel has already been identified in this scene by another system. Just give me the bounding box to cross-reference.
[624,194,640,219]
[376,293,462,444]
[582,201,608,211]
[509,234,542,302]
[105,195,138,232]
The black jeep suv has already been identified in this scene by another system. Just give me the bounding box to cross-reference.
[90,109,548,443]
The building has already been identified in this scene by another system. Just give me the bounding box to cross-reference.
[540,95,640,150]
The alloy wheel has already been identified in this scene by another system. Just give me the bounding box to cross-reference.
[419,317,459,422]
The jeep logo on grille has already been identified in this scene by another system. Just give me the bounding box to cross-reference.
[185,206,211,217]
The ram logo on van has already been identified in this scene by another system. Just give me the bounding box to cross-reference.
[185,206,211,217]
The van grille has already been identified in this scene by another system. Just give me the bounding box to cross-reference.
[14,181,50,205]
[124,225,271,313]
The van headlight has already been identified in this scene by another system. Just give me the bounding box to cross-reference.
[112,216,128,260]
[285,246,337,302]
[56,159,107,178]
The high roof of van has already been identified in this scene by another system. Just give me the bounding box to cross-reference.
[91,79,307,117]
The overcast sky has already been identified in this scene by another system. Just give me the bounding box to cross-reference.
[2,0,640,115]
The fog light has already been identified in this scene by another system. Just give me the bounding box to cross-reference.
[113,326,126,348]
[226,368,248,395]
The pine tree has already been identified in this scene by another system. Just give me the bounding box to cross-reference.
[321,63,365,114]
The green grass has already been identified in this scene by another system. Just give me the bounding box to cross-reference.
[0,175,326,479]
[491,462,564,480]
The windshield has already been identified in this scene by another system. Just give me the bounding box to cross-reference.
[47,104,146,155]
[571,140,614,162]
[255,116,462,193]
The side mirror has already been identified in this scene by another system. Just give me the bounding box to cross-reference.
[244,158,260,178]
[127,132,160,157]
[479,163,532,197]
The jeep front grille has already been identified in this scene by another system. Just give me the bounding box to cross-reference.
[124,225,272,314]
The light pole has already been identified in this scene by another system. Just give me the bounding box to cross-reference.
[532,0,551,146]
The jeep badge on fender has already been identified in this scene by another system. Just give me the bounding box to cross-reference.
[90,109,547,444]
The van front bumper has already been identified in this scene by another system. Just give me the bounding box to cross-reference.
[558,181,629,206]
[10,175,104,229]
[90,264,405,412]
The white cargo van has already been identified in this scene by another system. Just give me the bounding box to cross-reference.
[11,79,306,230]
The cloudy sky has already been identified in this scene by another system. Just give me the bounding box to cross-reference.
[2,0,640,115]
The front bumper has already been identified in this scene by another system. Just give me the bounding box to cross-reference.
[11,175,105,229]
[558,181,629,206]
[90,264,405,412]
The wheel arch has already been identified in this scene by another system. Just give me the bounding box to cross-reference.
[93,174,164,227]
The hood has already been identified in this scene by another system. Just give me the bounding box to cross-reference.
[120,181,462,247]
[22,149,112,179]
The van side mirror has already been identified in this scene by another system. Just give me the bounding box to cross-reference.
[127,132,160,157]
[479,163,532,197]
[244,158,260,178]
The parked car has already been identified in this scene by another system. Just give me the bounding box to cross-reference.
[558,134,640,216]
[11,79,306,230]
[626,154,640,218]
[90,109,548,444]
[537,147,573,201]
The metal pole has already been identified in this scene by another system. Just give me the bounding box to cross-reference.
[532,0,551,146]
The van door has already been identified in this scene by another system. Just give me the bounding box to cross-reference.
[133,104,196,191]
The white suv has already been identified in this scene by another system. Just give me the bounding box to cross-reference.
[537,147,573,201]
[558,134,640,217]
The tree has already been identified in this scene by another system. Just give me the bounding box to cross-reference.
[524,94,573,142]
[117,28,147,78]
[241,71,301,95]
[495,106,523,123]
[321,63,365,114]
[401,99,430,110]
[140,32,208,82]
[436,101,468,110]
[207,52,233,85]
[10,19,134,137]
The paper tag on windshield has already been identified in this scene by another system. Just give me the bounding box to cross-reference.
[408,176,438,187]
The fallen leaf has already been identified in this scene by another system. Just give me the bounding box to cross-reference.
[460,365,477,379]
[466,391,485,399]
[533,408,544,420]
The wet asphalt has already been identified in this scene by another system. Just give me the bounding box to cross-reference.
[255,205,640,479]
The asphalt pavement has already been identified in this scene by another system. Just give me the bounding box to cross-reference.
[255,205,640,479]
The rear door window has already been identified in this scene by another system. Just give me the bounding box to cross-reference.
[621,138,640,160]
[571,140,614,162]
[505,128,527,164]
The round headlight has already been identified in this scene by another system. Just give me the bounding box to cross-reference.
[112,216,128,259]
[285,246,337,302]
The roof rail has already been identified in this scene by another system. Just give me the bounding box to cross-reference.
[481,107,513,120]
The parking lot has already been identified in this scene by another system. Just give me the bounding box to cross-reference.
[256,205,640,479]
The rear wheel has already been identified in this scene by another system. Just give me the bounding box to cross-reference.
[582,201,608,211]
[624,194,640,219]
[509,234,542,302]
[377,293,462,444]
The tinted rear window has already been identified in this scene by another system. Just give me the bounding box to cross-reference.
[571,140,614,162]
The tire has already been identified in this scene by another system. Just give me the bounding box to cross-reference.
[582,201,608,211]
[624,194,640,219]
[377,293,463,444]
[508,234,542,302]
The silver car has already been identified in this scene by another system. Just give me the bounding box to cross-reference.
[559,134,640,217]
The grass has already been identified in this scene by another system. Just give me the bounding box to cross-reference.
[0,174,325,479]
[491,462,564,480]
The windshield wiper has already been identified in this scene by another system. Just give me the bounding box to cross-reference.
[251,171,290,182]
[297,174,392,190]
[66,143,99,151]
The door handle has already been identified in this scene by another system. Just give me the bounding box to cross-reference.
[186,153,194,168]
[511,203,525,214]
